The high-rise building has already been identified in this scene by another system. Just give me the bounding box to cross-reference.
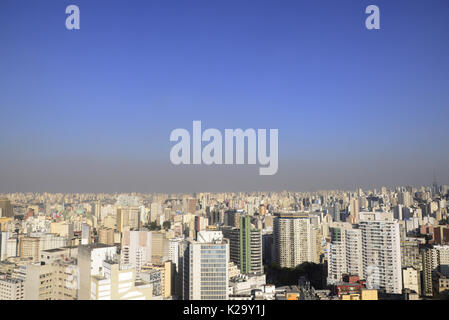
[23,260,78,300]
[168,237,183,272]
[194,216,209,237]
[398,191,413,207]
[0,198,13,218]
[359,212,402,294]
[151,231,169,264]
[98,227,114,245]
[0,274,24,300]
[349,198,359,224]
[327,222,363,284]
[116,206,140,232]
[81,223,90,245]
[150,202,162,223]
[179,234,229,300]
[90,260,153,300]
[422,244,449,295]
[401,239,423,272]
[273,212,315,268]
[222,215,262,274]
[19,237,40,262]
[121,230,152,277]
[259,204,266,216]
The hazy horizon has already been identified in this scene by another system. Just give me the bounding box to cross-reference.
[1,0,449,193]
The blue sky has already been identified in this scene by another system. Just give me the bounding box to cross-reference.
[0,0,448,192]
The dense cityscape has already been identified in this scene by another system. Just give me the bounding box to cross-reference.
[0,183,448,300]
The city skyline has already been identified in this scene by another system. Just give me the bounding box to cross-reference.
[1,182,448,301]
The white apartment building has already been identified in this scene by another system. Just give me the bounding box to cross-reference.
[433,245,449,277]
[0,231,17,260]
[78,244,117,300]
[120,230,152,278]
[91,260,153,300]
[359,212,402,294]
[402,267,420,294]
[327,222,363,284]
[168,237,183,272]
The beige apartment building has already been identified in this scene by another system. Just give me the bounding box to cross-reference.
[24,261,78,300]
[19,237,40,262]
[273,212,319,268]
[98,227,115,245]
[0,274,24,300]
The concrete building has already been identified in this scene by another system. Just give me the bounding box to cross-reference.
[222,215,263,274]
[81,223,90,245]
[273,212,315,268]
[121,230,152,278]
[168,237,183,272]
[50,222,74,239]
[422,246,438,296]
[24,254,79,300]
[359,212,402,294]
[179,236,229,300]
[0,231,17,261]
[78,244,117,300]
[91,260,153,300]
[229,273,266,296]
[402,267,420,295]
[422,245,449,296]
[349,198,359,224]
[151,231,169,264]
[117,206,140,232]
[327,222,363,284]
[0,274,24,300]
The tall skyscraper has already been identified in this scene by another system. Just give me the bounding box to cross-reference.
[327,222,363,284]
[151,231,169,264]
[179,232,229,300]
[0,231,16,261]
[81,223,90,245]
[273,212,315,268]
[0,198,13,218]
[359,212,402,294]
[422,244,449,296]
[349,198,360,224]
[398,191,413,207]
[222,215,263,274]
[168,237,183,272]
[116,206,140,232]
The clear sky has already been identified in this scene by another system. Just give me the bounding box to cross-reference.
[0,0,448,193]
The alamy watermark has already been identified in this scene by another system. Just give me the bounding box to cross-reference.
[169,121,278,175]
[64,4,380,31]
